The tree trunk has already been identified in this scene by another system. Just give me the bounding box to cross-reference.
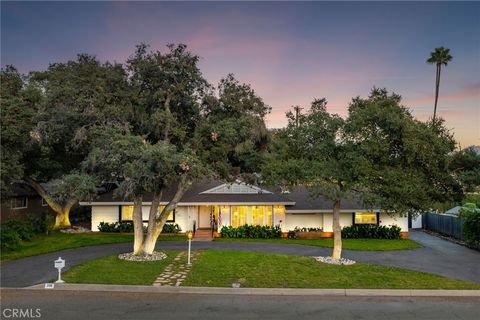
[433,63,441,123]
[163,94,173,142]
[331,199,342,260]
[132,196,145,255]
[142,178,190,255]
[25,177,76,229]
[142,190,163,255]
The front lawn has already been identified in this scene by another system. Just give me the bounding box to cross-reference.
[214,238,422,251]
[63,250,480,289]
[63,250,178,285]
[183,251,479,289]
[0,232,185,261]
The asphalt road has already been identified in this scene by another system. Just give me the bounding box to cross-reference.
[1,289,479,320]
[2,230,480,287]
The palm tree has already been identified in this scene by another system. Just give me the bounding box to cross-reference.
[427,47,453,123]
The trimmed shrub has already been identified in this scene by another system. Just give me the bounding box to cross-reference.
[98,221,134,233]
[460,206,480,249]
[162,223,181,233]
[220,225,282,239]
[341,224,402,239]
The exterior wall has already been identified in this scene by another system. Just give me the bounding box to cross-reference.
[322,212,354,232]
[273,206,286,230]
[91,205,194,232]
[411,214,422,229]
[284,213,323,231]
[1,196,53,221]
[91,206,118,231]
[173,206,190,232]
[379,212,408,232]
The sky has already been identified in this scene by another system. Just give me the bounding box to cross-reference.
[2,1,479,147]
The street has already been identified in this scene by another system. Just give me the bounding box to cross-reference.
[1,289,479,320]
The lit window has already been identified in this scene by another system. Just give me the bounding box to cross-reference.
[231,206,248,227]
[121,206,134,221]
[354,212,377,224]
[11,197,28,209]
[158,206,175,222]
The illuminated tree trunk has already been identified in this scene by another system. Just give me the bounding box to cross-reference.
[331,199,342,260]
[142,178,189,255]
[132,196,145,255]
[26,178,75,229]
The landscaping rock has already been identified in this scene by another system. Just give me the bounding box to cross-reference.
[118,251,167,262]
[312,256,356,265]
[60,226,91,234]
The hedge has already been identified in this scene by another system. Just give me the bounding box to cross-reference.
[220,225,282,238]
[341,224,402,239]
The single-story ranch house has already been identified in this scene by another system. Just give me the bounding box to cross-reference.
[80,180,409,238]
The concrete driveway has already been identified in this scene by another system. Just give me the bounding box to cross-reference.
[1,230,479,287]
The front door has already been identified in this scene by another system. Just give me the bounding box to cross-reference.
[198,205,212,229]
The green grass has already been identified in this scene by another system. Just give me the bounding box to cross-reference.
[214,237,422,251]
[63,250,178,285]
[0,232,186,261]
[182,250,480,289]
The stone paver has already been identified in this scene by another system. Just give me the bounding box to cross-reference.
[153,251,200,287]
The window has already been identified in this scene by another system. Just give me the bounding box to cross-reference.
[121,205,175,222]
[231,206,273,227]
[11,197,28,209]
[159,206,175,222]
[121,206,134,221]
[231,206,248,227]
[354,212,377,224]
[42,198,48,207]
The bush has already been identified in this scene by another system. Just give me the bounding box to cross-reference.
[293,227,323,232]
[97,221,134,233]
[460,206,480,249]
[162,223,181,233]
[0,214,54,250]
[220,225,282,239]
[0,225,21,250]
[341,224,402,239]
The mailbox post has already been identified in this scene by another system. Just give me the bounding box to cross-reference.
[54,257,65,283]
[187,231,193,265]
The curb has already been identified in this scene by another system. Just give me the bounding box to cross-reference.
[17,283,480,297]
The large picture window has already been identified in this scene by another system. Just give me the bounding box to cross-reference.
[354,212,377,224]
[231,206,273,227]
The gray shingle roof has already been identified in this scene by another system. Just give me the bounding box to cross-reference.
[85,180,373,211]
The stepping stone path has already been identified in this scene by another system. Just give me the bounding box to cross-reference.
[153,251,200,287]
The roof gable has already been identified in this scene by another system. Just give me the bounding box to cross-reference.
[200,182,272,194]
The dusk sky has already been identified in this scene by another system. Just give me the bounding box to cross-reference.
[2,1,479,147]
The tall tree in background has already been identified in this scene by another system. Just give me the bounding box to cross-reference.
[263,88,461,259]
[18,55,131,228]
[0,66,40,198]
[86,44,270,256]
[427,47,452,123]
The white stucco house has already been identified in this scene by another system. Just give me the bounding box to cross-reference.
[80,180,409,238]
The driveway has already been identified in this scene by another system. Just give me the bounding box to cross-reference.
[1,230,479,287]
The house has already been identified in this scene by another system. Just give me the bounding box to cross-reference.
[80,180,409,238]
[0,183,52,221]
